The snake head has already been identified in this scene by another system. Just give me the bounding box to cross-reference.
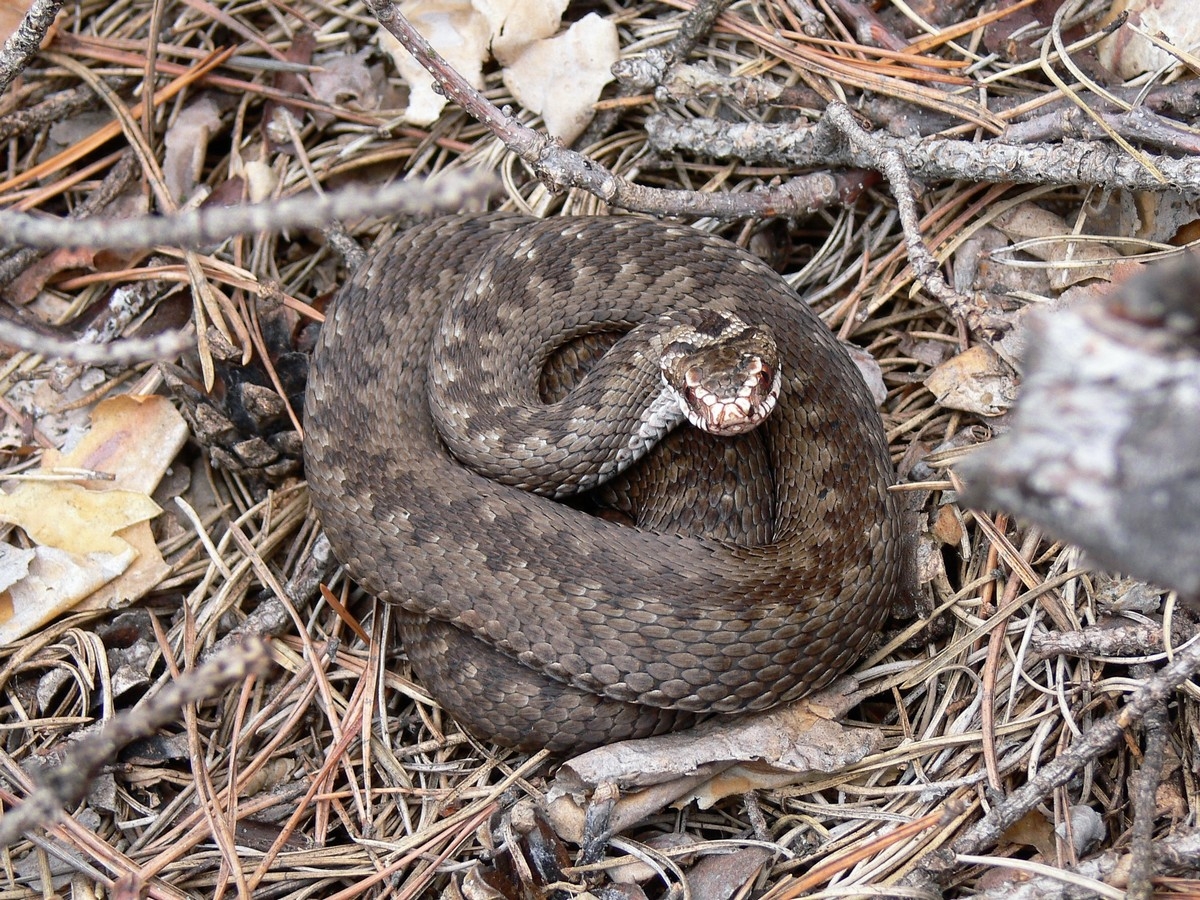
[660,314,782,436]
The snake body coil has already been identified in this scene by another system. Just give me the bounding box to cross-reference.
[304,215,911,752]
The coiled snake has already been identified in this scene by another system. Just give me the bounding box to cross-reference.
[304,215,911,752]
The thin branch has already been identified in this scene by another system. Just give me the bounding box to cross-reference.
[0,83,102,143]
[1126,666,1169,900]
[0,637,272,847]
[580,0,735,147]
[0,172,498,250]
[610,0,735,92]
[821,102,972,314]
[0,153,139,289]
[0,311,192,364]
[908,633,1200,887]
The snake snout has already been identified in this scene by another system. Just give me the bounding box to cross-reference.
[679,361,781,435]
[662,317,782,436]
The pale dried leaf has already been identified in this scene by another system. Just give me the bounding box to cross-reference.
[473,0,568,66]
[42,394,189,495]
[501,13,618,143]
[844,343,887,406]
[1085,188,1200,245]
[311,49,383,110]
[546,680,875,840]
[924,344,1016,417]
[0,482,160,555]
[1057,804,1106,856]
[0,543,133,645]
[991,203,1117,291]
[243,160,278,203]
[954,227,1051,300]
[0,396,186,640]
[379,0,489,126]
[0,544,34,593]
[76,520,171,611]
[163,96,224,203]
[51,395,185,609]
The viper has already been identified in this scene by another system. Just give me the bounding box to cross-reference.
[304,215,912,752]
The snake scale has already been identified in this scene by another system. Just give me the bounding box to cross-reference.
[303,215,912,752]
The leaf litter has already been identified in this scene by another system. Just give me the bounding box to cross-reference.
[0,0,1199,896]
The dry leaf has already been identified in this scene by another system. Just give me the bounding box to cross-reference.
[501,13,618,143]
[1098,0,1200,79]
[0,395,187,642]
[0,378,93,455]
[0,482,159,555]
[76,520,171,613]
[311,49,383,111]
[1056,804,1105,856]
[1002,808,1057,859]
[844,343,887,406]
[990,204,1116,291]
[474,0,568,66]
[243,160,279,203]
[8,247,100,305]
[679,846,774,899]
[59,395,186,611]
[163,96,224,203]
[546,679,876,841]
[42,394,189,495]
[49,111,111,151]
[1084,188,1200,245]
[379,0,489,126]
[0,544,34,594]
[924,344,1016,417]
[607,833,700,884]
[0,543,132,644]
[931,503,964,545]
[954,227,1051,301]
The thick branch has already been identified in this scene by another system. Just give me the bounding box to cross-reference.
[0,0,63,96]
[648,114,1200,194]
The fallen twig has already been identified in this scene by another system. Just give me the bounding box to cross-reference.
[362,0,865,219]
[0,637,272,848]
[0,171,498,251]
[0,0,64,96]
[647,113,1200,194]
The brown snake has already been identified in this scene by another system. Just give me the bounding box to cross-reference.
[303,215,912,752]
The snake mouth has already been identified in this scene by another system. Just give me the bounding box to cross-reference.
[680,360,782,435]
[662,315,783,436]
